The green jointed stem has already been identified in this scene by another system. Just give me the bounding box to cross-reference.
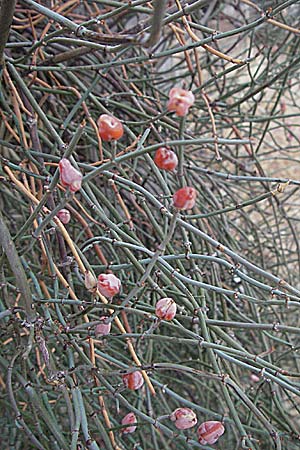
[2,0,300,448]
[0,210,35,322]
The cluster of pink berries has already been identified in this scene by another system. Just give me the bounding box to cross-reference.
[90,274,225,444]
[57,88,196,210]
[170,408,224,444]
[57,115,124,192]
[120,405,224,444]
[91,269,224,443]
[154,88,197,211]
[92,274,178,335]
[56,91,215,446]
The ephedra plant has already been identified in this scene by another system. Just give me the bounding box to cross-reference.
[1,0,300,449]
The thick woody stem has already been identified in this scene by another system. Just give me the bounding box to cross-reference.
[0,0,16,67]
[144,0,167,48]
[0,210,35,322]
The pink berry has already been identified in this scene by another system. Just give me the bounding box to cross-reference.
[250,374,260,383]
[122,371,144,390]
[173,186,197,210]
[56,208,71,224]
[170,407,197,430]
[95,317,111,337]
[197,421,225,445]
[97,274,121,298]
[121,412,137,434]
[167,87,195,117]
[154,147,178,171]
[155,298,177,321]
[58,158,82,193]
[97,114,124,141]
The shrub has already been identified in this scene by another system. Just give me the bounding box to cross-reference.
[1,1,300,449]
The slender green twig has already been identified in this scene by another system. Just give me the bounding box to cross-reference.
[2,1,300,448]
[0,210,35,322]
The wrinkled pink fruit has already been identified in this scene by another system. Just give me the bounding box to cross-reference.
[58,158,82,193]
[95,317,111,337]
[197,421,225,445]
[154,147,178,171]
[121,412,137,434]
[155,298,177,321]
[167,87,195,117]
[56,208,71,224]
[122,371,144,390]
[97,273,121,298]
[170,407,197,430]
[97,114,124,141]
[173,186,197,211]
